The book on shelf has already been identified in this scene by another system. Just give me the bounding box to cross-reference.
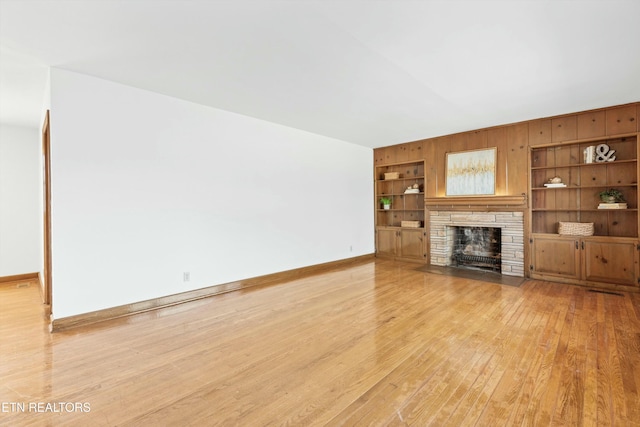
[543,183,567,188]
[597,203,628,209]
[583,146,595,164]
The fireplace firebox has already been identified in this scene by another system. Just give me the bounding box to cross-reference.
[429,211,524,277]
[451,226,501,272]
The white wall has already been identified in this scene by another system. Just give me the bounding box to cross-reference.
[0,124,42,277]
[50,68,374,319]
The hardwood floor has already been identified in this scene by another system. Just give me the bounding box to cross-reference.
[1,259,639,426]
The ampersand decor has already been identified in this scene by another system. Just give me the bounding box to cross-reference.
[595,143,616,162]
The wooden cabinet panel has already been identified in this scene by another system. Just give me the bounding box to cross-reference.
[424,139,437,198]
[376,228,397,257]
[374,148,386,166]
[449,133,467,153]
[577,110,606,139]
[382,147,397,165]
[489,127,507,195]
[378,141,429,165]
[399,229,426,260]
[466,130,488,150]
[551,115,577,143]
[434,136,450,197]
[506,123,529,196]
[532,236,580,279]
[528,119,552,146]
[606,104,637,135]
[395,143,410,163]
[408,141,424,161]
[583,240,638,286]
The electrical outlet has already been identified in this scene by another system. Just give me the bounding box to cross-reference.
[183,272,190,282]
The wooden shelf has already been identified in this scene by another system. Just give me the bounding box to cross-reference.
[376,225,425,229]
[376,192,425,196]
[376,176,425,182]
[528,132,638,149]
[378,208,424,212]
[532,209,638,212]
[531,158,637,171]
[531,184,638,190]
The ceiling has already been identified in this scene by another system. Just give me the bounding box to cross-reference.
[1,0,639,148]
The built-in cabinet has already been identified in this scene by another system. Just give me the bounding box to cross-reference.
[374,160,427,261]
[376,227,426,260]
[529,133,640,291]
[531,235,639,287]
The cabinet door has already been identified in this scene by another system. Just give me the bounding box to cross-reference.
[399,229,425,260]
[532,236,580,280]
[376,228,397,257]
[583,240,639,287]
[408,141,424,161]
[373,148,386,166]
[606,104,637,135]
[577,110,606,139]
[551,115,577,143]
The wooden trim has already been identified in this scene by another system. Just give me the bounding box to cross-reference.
[42,110,52,309]
[0,272,39,286]
[527,131,637,149]
[425,194,527,209]
[529,271,640,293]
[51,254,375,332]
[399,102,639,146]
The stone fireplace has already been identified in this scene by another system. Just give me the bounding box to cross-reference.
[430,211,524,277]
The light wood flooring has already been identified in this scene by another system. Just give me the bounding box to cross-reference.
[1,259,639,426]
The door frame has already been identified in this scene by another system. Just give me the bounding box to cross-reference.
[42,110,52,313]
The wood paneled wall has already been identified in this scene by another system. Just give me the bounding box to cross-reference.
[374,102,638,199]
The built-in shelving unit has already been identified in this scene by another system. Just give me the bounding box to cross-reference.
[374,160,426,261]
[529,133,639,290]
[530,135,638,236]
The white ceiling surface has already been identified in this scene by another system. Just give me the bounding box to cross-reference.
[1,1,639,148]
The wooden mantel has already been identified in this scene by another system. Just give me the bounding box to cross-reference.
[425,194,527,210]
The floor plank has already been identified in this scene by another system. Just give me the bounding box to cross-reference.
[1,259,639,426]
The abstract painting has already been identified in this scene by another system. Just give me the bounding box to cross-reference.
[446,148,496,196]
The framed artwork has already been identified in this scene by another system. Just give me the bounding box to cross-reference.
[446,147,496,196]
